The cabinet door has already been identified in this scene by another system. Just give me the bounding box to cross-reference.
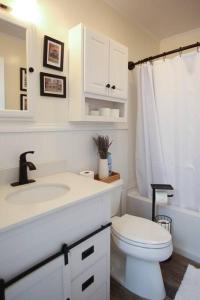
[109,40,128,99]
[5,256,71,300]
[84,28,109,96]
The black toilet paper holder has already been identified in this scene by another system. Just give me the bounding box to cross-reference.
[151,184,174,221]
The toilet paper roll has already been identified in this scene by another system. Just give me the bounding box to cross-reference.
[156,191,168,204]
[90,110,100,116]
[79,170,94,179]
[111,109,120,118]
[100,108,111,117]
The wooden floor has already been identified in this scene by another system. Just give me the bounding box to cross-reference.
[160,252,200,299]
[110,252,200,300]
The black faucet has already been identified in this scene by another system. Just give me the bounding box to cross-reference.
[11,151,36,186]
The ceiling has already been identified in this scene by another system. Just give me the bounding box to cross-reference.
[104,0,200,39]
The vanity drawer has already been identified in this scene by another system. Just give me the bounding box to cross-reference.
[94,283,107,300]
[71,256,107,300]
[70,228,109,279]
[87,283,107,300]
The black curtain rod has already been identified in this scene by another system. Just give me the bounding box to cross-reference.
[128,41,200,70]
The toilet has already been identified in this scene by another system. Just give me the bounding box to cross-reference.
[110,180,173,300]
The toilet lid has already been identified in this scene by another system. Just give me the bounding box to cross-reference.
[112,214,171,246]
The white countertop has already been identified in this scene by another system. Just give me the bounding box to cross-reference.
[0,172,117,233]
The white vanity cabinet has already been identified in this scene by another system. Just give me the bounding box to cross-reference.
[0,175,111,300]
[68,24,128,122]
[4,229,110,300]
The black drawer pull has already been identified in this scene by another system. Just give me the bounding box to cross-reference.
[82,246,94,260]
[82,275,94,291]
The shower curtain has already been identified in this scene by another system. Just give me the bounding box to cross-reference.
[136,51,200,211]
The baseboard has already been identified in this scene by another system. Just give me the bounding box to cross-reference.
[174,247,200,263]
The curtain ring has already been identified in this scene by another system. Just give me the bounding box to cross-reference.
[149,56,153,65]
[179,47,182,57]
[163,52,166,62]
[197,42,200,53]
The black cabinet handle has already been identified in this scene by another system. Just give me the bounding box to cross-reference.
[82,275,94,291]
[111,85,116,89]
[82,246,94,260]
[29,67,34,73]
[106,83,110,88]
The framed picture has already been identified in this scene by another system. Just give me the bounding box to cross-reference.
[43,35,64,71]
[20,94,28,110]
[20,68,27,91]
[40,72,66,98]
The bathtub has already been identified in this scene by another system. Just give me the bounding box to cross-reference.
[127,188,200,263]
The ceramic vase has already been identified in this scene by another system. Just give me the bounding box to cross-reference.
[98,158,109,179]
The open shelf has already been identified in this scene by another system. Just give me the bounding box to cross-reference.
[84,98,127,122]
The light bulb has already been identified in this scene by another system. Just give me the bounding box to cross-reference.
[11,0,41,24]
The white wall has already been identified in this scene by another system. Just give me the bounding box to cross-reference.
[0,0,159,196]
[34,0,159,124]
[0,127,128,183]
[160,27,200,51]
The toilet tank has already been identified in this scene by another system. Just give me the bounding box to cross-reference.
[110,179,123,217]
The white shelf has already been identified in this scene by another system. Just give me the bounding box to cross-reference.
[84,115,126,123]
[84,92,127,103]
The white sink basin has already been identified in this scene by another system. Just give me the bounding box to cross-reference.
[6,183,70,205]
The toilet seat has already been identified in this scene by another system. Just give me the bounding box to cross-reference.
[112,214,172,249]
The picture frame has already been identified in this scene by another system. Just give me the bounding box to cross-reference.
[40,72,66,98]
[20,68,27,91]
[43,35,64,71]
[20,94,28,110]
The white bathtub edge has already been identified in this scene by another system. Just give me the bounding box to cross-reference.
[127,188,200,263]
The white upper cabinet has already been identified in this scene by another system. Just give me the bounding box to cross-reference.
[109,40,128,99]
[84,28,128,100]
[84,28,109,96]
[68,24,128,122]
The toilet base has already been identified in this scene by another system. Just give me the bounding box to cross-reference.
[125,255,166,300]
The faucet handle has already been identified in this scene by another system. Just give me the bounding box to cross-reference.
[20,151,35,161]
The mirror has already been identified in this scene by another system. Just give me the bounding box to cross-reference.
[0,17,27,111]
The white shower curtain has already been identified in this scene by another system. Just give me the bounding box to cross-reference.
[136,51,200,211]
